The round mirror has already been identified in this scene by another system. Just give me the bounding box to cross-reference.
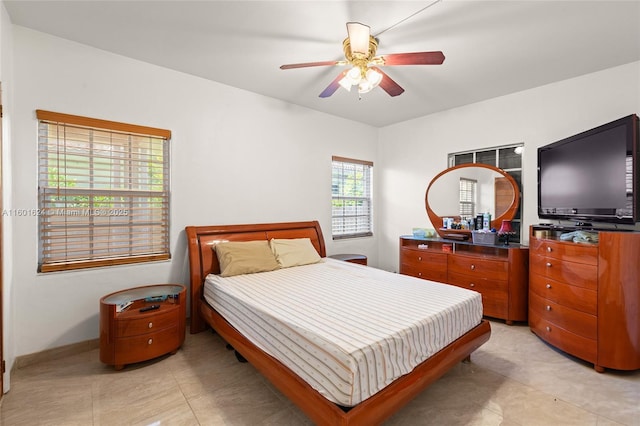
[425,163,520,239]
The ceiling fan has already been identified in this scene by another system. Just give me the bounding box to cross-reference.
[280,22,445,98]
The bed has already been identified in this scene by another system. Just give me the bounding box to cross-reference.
[185,220,491,425]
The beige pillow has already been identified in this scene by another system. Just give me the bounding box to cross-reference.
[270,238,322,268]
[214,240,280,277]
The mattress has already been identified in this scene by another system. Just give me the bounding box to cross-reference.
[204,258,483,406]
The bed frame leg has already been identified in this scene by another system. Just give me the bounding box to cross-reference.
[226,343,248,363]
[234,351,248,363]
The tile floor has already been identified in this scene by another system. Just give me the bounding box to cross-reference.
[1,320,638,425]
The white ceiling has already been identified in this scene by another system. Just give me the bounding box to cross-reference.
[4,0,640,127]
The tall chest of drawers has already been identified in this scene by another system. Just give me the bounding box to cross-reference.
[400,236,528,324]
[529,226,640,372]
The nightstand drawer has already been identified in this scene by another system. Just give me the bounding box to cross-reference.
[114,326,180,365]
[116,308,178,337]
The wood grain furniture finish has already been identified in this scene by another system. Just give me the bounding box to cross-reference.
[100,284,186,370]
[425,163,520,239]
[529,227,640,372]
[400,236,529,324]
[186,221,491,426]
[328,253,368,265]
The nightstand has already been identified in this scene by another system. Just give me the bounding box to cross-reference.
[328,253,367,266]
[100,284,186,370]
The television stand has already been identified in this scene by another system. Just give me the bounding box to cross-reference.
[529,225,640,372]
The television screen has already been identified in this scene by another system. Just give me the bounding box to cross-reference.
[538,114,638,224]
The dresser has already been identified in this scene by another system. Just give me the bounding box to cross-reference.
[399,236,529,324]
[100,284,186,370]
[529,226,640,372]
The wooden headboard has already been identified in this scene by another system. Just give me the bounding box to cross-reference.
[184,221,326,333]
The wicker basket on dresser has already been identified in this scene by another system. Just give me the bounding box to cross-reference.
[529,226,640,372]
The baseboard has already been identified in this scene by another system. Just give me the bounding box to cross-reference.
[13,339,100,370]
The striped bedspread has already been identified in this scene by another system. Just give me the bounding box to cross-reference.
[204,258,483,406]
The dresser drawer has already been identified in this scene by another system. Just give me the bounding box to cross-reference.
[448,271,508,319]
[448,254,508,281]
[400,249,447,282]
[529,292,596,339]
[530,254,597,290]
[401,248,447,266]
[529,310,597,364]
[529,275,597,314]
[114,325,180,365]
[400,265,447,282]
[530,238,598,265]
[115,308,178,337]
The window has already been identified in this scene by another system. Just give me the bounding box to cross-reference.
[331,156,373,239]
[37,110,171,272]
[459,178,477,217]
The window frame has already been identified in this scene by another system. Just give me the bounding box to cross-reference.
[331,156,373,240]
[459,177,477,218]
[36,110,171,273]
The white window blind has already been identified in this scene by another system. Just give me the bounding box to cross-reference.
[459,178,476,217]
[331,156,373,239]
[37,110,171,272]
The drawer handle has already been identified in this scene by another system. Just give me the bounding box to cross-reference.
[418,256,422,261]
[148,322,153,329]
[547,246,552,253]
[470,264,475,270]
[469,283,475,288]
[418,272,422,277]
[546,262,552,267]
[546,305,552,311]
[148,338,153,345]
[546,326,551,332]
[546,284,552,289]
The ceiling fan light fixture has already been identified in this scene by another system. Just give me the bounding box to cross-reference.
[345,66,362,84]
[357,69,382,94]
[338,76,352,91]
[366,68,383,87]
[346,22,371,56]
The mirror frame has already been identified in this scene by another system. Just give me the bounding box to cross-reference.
[425,163,520,239]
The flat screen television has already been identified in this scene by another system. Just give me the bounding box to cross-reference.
[538,114,639,224]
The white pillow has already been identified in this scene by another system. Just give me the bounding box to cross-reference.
[270,238,322,268]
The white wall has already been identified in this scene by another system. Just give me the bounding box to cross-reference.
[1,0,14,392]
[377,61,640,272]
[9,26,379,357]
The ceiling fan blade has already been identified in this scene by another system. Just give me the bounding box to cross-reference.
[280,60,343,70]
[371,67,404,97]
[319,71,347,98]
[379,51,445,66]
[346,22,370,56]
